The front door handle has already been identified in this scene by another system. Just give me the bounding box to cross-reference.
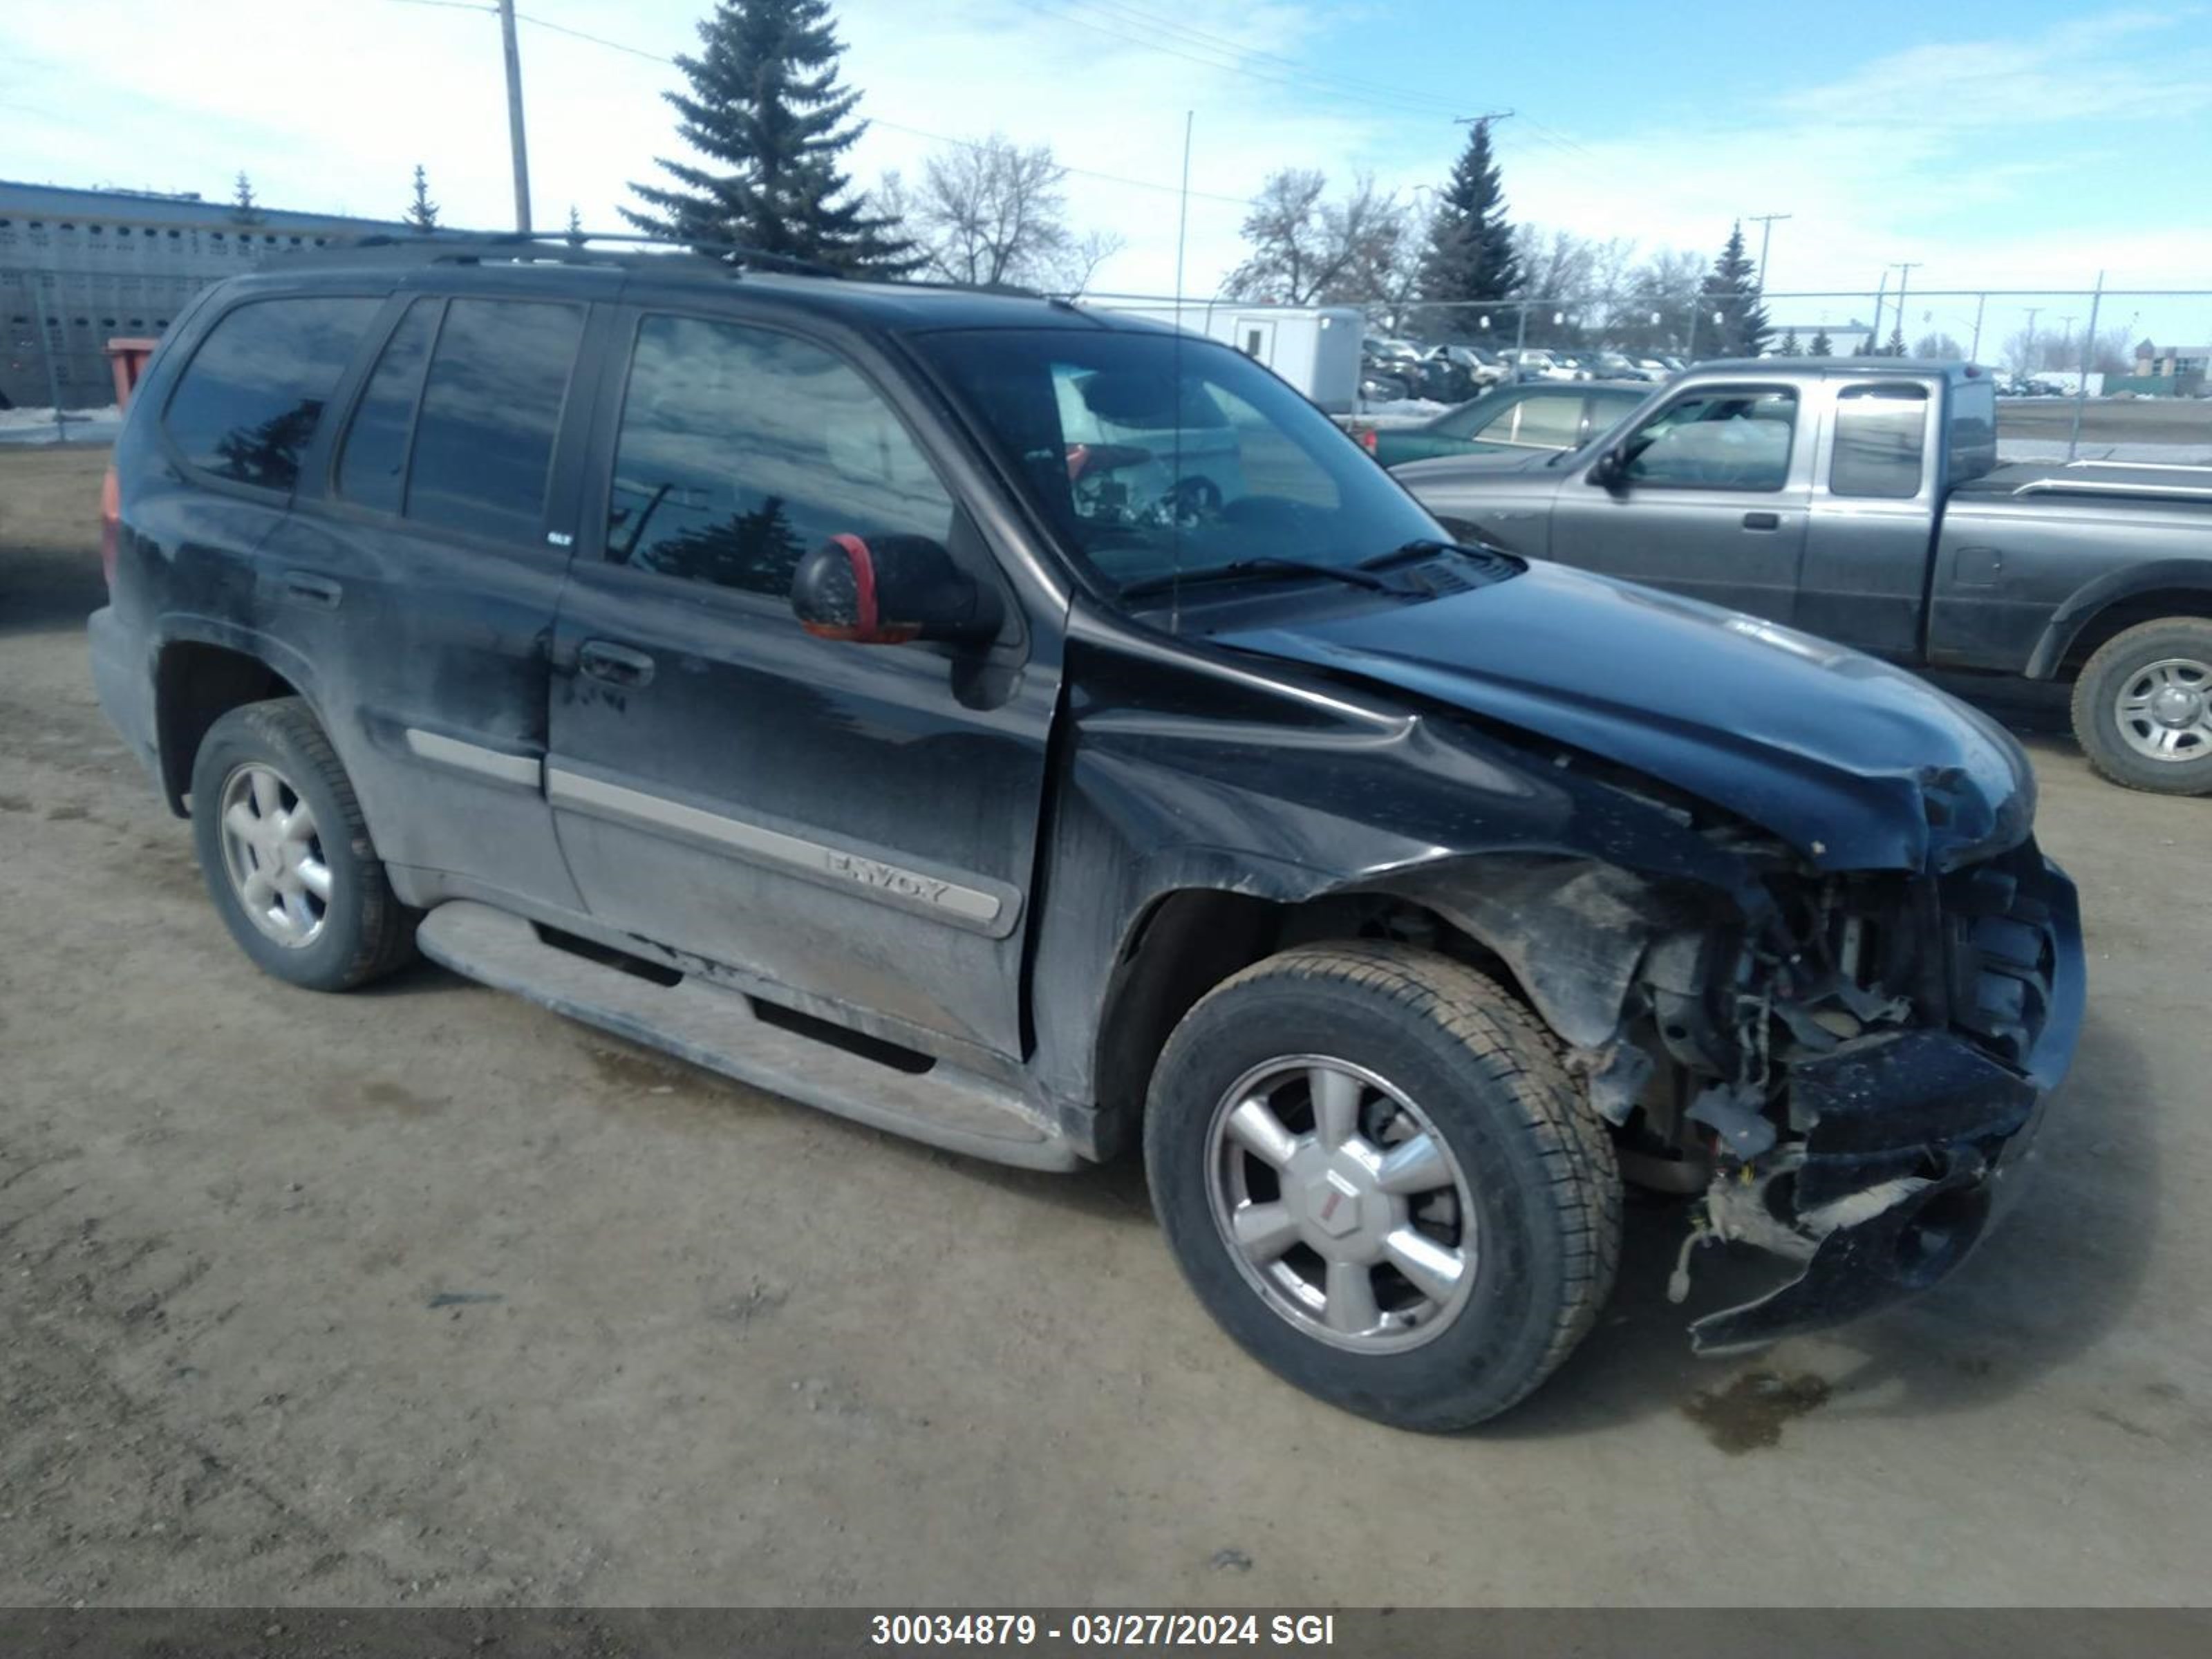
[1742,511,1781,532]
[577,639,656,688]
[281,570,341,608]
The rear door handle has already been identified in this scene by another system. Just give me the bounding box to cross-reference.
[1742,512,1781,531]
[577,639,656,688]
[281,570,341,608]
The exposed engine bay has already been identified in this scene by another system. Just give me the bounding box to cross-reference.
[1376,818,2082,1352]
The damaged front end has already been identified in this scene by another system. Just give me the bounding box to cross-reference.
[1671,840,2082,1349]
[1389,816,2084,1353]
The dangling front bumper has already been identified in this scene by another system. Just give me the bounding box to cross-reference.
[1689,847,2083,1353]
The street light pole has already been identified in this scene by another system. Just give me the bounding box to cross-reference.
[1746,212,1792,290]
[1889,262,1922,353]
[497,0,533,234]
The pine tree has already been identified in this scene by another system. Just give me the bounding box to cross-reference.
[1808,327,1834,357]
[1886,326,1907,357]
[566,205,584,243]
[1414,119,1519,332]
[231,171,261,225]
[406,165,440,233]
[1696,222,1771,357]
[1779,326,1801,355]
[624,0,919,275]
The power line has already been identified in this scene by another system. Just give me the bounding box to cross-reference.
[1031,1,1474,120]
[1043,0,1474,119]
[448,4,1266,209]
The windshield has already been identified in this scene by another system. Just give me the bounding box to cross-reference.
[914,326,1447,596]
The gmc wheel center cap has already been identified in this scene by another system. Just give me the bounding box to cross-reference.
[1307,1168,1365,1238]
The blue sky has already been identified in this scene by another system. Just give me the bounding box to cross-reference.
[5,1,2207,345]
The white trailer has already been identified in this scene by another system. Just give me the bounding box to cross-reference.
[1080,298,1365,414]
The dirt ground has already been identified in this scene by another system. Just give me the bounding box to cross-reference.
[3,444,2207,1608]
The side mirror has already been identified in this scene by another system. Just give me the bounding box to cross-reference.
[791,534,993,646]
[1588,445,1630,489]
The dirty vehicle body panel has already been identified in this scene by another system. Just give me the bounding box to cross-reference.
[1394,359,2212,685]
[91,253,2085,1404]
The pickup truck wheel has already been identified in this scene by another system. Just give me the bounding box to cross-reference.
[189,698,417,991]
[2071,619,2212,796]
[1144,941,1620,1431]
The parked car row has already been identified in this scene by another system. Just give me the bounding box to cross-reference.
[1359,336,1508,404]
[1358,337,1683,406]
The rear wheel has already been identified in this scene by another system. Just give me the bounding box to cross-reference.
[1144,942,1620,1431]
[189,698,417,990]
[2071,617,2212,796]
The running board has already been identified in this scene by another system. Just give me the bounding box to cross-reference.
[416,901,1082,1171]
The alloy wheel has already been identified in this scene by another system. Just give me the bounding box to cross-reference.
[1204,1055,1478,1353]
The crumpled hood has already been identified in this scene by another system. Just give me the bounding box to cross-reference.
[1214,560,2034,872]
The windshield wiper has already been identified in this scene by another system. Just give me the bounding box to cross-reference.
[1118,556,1402,601]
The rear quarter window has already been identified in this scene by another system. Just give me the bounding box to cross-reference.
[1947,380,1998,483]
[161,295,382,491]
[1830,383,1929,498]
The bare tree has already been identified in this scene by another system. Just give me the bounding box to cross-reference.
[2002,325,2040,377]
[899,134,1123,292]
[1223,169,1407,306]
[1619,248,1705,353]
[1913,331,1966,359]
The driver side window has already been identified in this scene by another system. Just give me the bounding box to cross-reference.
[1618,386,1797,491]
[606,313,955,599]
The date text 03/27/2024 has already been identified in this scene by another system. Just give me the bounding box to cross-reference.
[870,1613,1338,1647]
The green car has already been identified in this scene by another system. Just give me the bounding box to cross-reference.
[1363,381,1649,469]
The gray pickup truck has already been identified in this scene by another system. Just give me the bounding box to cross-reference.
[1397,359,2212,794]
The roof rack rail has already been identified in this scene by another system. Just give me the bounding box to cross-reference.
[310,228,845,280]
[296,227,1060,301]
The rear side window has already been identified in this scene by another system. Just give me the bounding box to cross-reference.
[405,298,584,542]
[162,296,379,490]
[336,298,439,513]
[1830,383,1929,498]
[606,313,955,599]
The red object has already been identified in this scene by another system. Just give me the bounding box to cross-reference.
[104,336,160,411]
[99,463,121,588]
[1358,429,1377,453]
[831,532,879,637]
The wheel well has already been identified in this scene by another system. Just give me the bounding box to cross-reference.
[2057,588,2212,679]
[1089,886,1524,1147]
[155,643,299,812]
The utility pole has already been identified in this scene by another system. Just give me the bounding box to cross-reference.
[1868,269,1889,356]
[1454,109,1516,129]
[497,0,532,233]
[1746,212,1792,290]
[1969,292,1987,362]
[1889,261,1922,353]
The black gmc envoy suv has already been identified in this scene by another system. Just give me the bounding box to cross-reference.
[89,238,2083,1430]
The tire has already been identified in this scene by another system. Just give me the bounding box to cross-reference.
[188,697,417,991]
[2070,617,2212,796]
[1144,941,1620,1431]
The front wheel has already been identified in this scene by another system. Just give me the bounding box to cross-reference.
[1144,942,1620,1431]
[2071,617,2212,796]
